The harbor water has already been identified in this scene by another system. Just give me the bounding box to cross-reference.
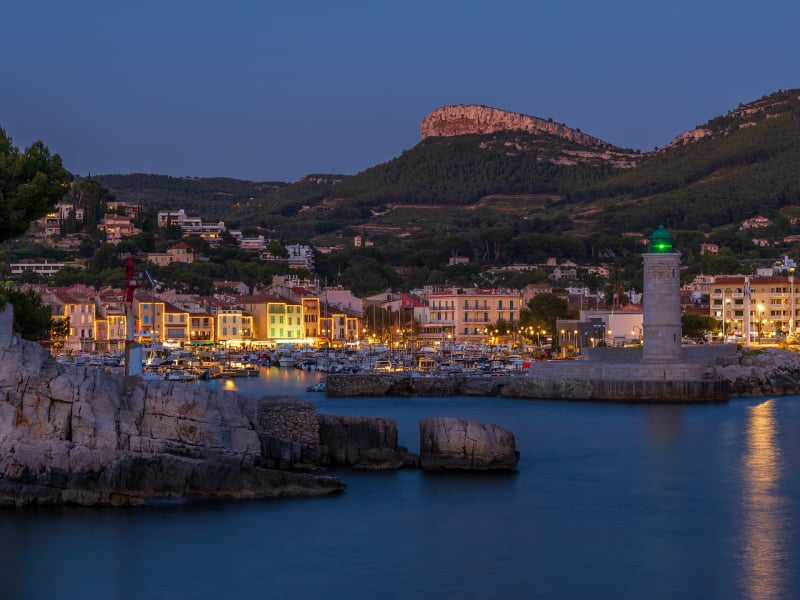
[2,367,800,600]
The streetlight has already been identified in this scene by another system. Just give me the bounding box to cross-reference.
[722,297,731,341]
[791,267,795,336]
[757,304,765,344]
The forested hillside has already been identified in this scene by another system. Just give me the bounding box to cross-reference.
[92,173,286,221]
[582,89,800,234]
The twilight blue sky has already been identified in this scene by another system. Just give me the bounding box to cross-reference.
[1,0,798,183]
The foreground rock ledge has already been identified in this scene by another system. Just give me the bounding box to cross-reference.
[0,338,348,505]
[1,305,520,506]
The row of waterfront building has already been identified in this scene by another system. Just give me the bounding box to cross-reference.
[16,267,800,353]
[26,277,563,353]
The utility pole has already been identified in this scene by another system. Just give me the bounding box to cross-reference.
[124,257,142,376]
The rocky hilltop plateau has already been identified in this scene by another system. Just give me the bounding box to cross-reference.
[420,104,641,168]
[421,104,609,146]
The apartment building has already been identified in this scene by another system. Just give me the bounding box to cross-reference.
[710,275,800,341]
[146,242,195,266]
[425,287,522,344]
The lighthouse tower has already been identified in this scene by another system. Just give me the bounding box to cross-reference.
[642,225,683,363]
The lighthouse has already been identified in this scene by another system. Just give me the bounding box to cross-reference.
[642,225,683,363]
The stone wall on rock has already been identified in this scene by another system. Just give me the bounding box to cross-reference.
[257,396,319,446]
[420,105,607,147]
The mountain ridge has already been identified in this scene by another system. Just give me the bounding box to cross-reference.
[91,88,800,247]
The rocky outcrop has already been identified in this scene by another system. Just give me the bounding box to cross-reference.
[317,415,417,470]
[665,128,713,148]
[0,311,351,505]
[421,105,607,147]
[0,307,525,504]
[713,348,800,396]
[419,417,519,471]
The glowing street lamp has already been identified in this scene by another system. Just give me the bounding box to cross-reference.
[791,267,796,336]
[722,297,731,340]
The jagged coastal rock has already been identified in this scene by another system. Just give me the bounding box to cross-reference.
[419,417,519,471]
[714,347,800,396]
[420,104,607,147]
[0,305,423,506]
[0,346,342,505]
[318,414,417,470]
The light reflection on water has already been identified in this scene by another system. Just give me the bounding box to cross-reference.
[740,399,787,600]
[205,366,324,401]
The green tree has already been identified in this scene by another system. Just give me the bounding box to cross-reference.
[520,293,576,333]
[0,129,70,243]
[67,179,114,233]
[48,316,70,351]
[265,241,288,258]
[681,312,719,340]
[0,287,53,340]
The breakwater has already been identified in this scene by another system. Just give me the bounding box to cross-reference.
[325,373,729,402]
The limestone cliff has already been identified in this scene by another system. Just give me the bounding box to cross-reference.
[420,104,608,147]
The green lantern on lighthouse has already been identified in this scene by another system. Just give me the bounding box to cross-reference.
[649,225,674,253]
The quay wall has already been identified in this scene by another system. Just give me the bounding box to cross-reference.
[502,378,728,402]
[326,373,728,402]
[326,374,516,398]
[582,344,738,363]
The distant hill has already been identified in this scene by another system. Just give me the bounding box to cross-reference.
[91,173,287,221]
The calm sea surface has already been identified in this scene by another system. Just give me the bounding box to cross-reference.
[2,367,800,600]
